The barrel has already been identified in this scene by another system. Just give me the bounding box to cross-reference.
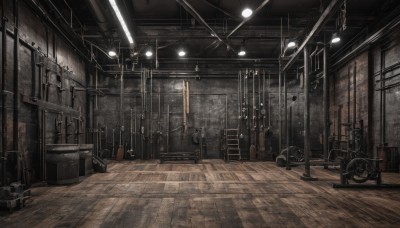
[46,144,79,185]
[79,144,94,176]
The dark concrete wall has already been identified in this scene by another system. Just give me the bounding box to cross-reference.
[0,0,88,182]
[331,27,400,156]
[94,71,323,159]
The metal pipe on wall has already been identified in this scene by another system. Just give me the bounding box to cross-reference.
[379,49,386,145]
[238,71,241,129]
[278,59,282,154]
[284,71,290,170]
[353,62,357,138]
[167,105,170,153]
[13,0,20,182]
[347,66,351,124]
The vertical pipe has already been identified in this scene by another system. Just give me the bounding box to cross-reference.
[225,95,228,130]
[167,105,170,153]
[2,7,8,187]
[130,108,133,151]
[367,51,374,158]
[263,70,265,126]
[95,67,98,110]
[31,51,36,98]
[268,73,271,127]
[379,49,385,146]
[284,71,290,170]
[182,80,186,132]
[252,71,255,127]
[278,17,282,154]
[112,129,115,158]
[238,71,240,129]
[43,110,47,180]
[278,59,282,154]
[347,66,351,125]
[353,62,357,146]
[150,70,153,158]
[120,60,124,147]
[304,45,311,176]
[323,44,329,164]
[13,0,20,181]
[301,45,317,180]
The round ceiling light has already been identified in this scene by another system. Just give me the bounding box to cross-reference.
[145,50,153,57]
[108,50,117,57]
[241,8,253,18]
[178,50,186,57]
[238,50,246,56]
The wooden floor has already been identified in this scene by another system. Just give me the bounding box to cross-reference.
[2,160,400,227]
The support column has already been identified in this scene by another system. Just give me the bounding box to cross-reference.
[2,7,9,187]
[13,0,20,182]
[301,45,318,181]
[323,44,329,167]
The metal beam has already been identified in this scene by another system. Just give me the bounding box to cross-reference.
[22,95,80,117]
[282,0,344,72]
[175,0,233,51]
[226,0,272,38]
[198,0,239,20]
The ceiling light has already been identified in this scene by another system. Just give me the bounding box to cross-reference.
[145,46,153,57]
[287,41,296,48]
[109,0,134,44]
[178,49,186,57]
[242,8,253,18]
[145,51,153,57]
[108,49,117,57]
[238,43,246,56]
[331,33,341,44]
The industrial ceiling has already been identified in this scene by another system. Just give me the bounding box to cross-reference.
[47,0,391,70]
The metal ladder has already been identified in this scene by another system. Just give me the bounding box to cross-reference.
[225,129,241,162]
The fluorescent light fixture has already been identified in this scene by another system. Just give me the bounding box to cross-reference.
[242,8,253,18]
[287,41,296,48]
[178,49,186,57]
[108,50,117,57]
[238,50,246,56]
[109,0,134,44]
[331,33,341,44]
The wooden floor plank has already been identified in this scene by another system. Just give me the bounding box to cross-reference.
[1,160,400,227]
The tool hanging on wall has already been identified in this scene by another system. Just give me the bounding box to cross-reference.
[126,108,135,159]
[182,80,190,133]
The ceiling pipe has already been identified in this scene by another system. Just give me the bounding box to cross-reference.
[282,0,344,72]
[226,0,272,38]
[175,0,234,51]
[86,0,113,40]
